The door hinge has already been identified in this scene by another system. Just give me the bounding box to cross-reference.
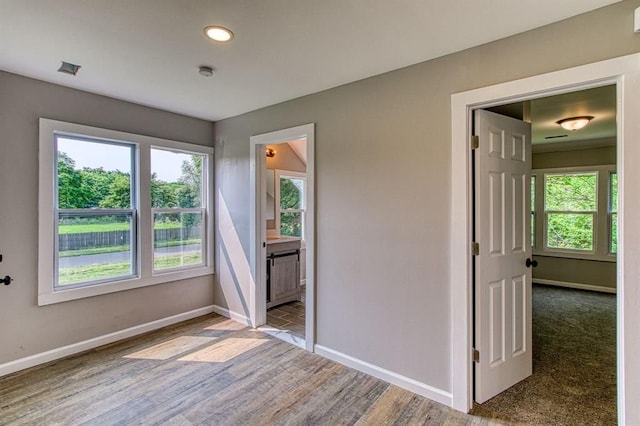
[473,348,480,363]
[471,135,479,150]
[471,242,479,256]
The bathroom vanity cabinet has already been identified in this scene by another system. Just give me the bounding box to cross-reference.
[266,237,301,309]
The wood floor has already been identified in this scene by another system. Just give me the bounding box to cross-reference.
[267,300,306,339]
[0,314,507,425]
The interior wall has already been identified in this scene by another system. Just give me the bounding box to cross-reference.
[533,143,616,168]
[265,143,307,230]
[532,144,617,290]
[214,1,640,396]
[0,71,215,365]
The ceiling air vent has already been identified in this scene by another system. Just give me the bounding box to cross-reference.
[58,61,81,76]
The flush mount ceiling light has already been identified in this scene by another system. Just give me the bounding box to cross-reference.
[556,116,594,131]
[204,26,234,42]
[58,61,81,76]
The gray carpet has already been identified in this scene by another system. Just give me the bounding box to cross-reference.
[473,284,617,425]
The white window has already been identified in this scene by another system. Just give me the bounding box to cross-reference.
[544,172,597,252]
[55,137,137,289]
[531,174,536,247]
[532,165,616,261]
[609,172,618,254]
[151,148,206,271]
[38,119,214,305]
[275,170,306,239]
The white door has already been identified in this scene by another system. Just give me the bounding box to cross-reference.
[474,109,532,403]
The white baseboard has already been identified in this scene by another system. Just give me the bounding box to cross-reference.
[0,305,215,378]
[534,278,616,294]
[212,304,252,326]
[314,345,453,407]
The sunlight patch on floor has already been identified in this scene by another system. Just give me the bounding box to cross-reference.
[178,337,268,363]
[204,319,249,331]
[124,336,217,360]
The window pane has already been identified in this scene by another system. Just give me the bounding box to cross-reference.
[531,175,536,211]
[545,173,597,212]
[611,213,618,254]
[280,212,303,237]
[280,177,304,210]
[57,214,134,286]
[547,213,593,251]
[531,176,536,247]
[154,212,203,270]
[610,172,618,212]
[151,149,204,208]
[57,137,133,209]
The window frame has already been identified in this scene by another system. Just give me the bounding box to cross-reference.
[532,165,616,262]
[543,171,598,254]
[150,147,208,273]
[609,171,618,254]
[38,118,214,306]
[274,169,307,242]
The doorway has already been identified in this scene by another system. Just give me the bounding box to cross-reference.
[449,53,640,423]
[249,124,315,352]
[471,85,617,423]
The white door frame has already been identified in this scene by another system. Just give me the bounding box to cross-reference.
[451,53,640,424]
[249,123,315,352]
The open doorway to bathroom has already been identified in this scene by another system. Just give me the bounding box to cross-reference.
[249,123,315,352]
[264,141,308,342]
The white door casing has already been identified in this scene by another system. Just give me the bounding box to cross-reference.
[474,109,532,403]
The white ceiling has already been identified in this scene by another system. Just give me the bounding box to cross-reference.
[531,85,617,147]
[0,0,621,121]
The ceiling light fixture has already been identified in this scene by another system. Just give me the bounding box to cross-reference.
[204,26,234,42]
[556,116,594,131]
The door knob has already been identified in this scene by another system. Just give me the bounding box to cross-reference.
[1,275,12,285]
[525,258,538,268]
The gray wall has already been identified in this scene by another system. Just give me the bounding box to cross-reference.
[0,71,215,364]
[266,143,307,230]
[532,144,617,289]
[533,144,616,169]
[214,0,640,394]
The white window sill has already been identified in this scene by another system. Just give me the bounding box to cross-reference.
[533,250,616,263]
[38,267,214,306]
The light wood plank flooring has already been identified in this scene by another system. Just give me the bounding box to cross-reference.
[267,300,305,339]
[0,314,507,425]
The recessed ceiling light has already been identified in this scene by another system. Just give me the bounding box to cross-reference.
[204,26,234,42]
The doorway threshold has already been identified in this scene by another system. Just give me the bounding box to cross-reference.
[258,325,306,349]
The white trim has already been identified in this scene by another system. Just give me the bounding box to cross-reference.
[533,278,616,294]
[250,124,316,353]
[315,345,453,407]
[38,118,215,306]
[0,305,215,378]
[211,304,252,326]
[451,53,640,421]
